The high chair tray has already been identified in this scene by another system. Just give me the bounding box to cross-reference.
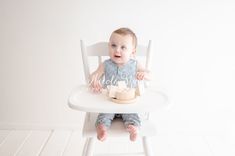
[68,85,168,113]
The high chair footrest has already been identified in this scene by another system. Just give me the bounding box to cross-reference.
[82,118,157,137]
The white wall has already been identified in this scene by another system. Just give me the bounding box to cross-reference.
[0,0,235,136]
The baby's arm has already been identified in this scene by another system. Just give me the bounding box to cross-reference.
[136,61,151,80]
[89,63,104,93]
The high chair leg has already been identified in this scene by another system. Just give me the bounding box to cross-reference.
[82,138,89,156]
[85,137,95,156]
[142,136,153,156]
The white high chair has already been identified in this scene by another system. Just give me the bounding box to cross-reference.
[68,40,168,156]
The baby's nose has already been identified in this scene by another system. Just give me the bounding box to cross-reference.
[116,47,122,52]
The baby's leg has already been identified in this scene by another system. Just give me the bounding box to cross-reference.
[126,125,138,141]
[95,113,115,141]
[121,114,141,141]
[96,124,107,142]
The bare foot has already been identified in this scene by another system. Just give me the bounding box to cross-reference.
[96,124,107,141]
[127,125,138,141]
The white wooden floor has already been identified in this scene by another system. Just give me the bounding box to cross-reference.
[0,129,234,156]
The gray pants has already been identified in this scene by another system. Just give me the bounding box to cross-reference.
[95,113,141,128]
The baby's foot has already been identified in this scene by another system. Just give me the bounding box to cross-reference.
[96,124,107,141]
[127,125,138,141]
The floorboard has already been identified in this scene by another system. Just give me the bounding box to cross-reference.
[0,130,12,145]
[0,130,31,156]
[63,131,83,156]
[38,130,71,156]
[16,130,52,156]
[0,129,232,156]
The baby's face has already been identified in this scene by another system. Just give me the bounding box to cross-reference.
[108,33,136,66]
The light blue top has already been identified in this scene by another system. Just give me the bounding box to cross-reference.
[102,59,137,88]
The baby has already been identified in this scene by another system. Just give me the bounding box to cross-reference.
[89,27,150,141]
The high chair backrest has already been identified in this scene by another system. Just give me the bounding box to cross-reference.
[80,40,152,85]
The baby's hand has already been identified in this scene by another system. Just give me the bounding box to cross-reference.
[89,76,102,93]
[136,71,146,80]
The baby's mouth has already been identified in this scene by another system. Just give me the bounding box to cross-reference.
[114,55,121,58]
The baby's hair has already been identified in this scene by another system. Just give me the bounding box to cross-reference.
[112,28,137,48]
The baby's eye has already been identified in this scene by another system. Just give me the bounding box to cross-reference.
[111,44,116,48]
[121,46,126,50]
